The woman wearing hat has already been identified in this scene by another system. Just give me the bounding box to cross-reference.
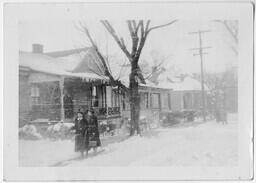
[72,111,88,158]
[86,108,101,153]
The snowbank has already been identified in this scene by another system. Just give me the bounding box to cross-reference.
[19,124,42,140]
[19,122,75,140]
[46,122,74,140]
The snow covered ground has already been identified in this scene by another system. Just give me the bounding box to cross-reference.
[19,114,238,167]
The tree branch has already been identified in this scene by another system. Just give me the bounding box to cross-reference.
[135,22,147,61]
[144,56,167,80]
[127,20,135,36]
[135,20,177,62]
[214,20,238,44]
[145,20,150,33]
[88,54,105,75]
[77,22,115,82]
[144,67,162,80]
[127,20,140,58]
[223,20,238,44]
[101,20,132,61]
[147,20,178,34]
[230,45,238,55]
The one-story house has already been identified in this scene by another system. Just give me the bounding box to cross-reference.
[19,44,121,126]
[157,76,210,112]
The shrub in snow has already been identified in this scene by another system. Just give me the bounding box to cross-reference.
[19,124,42,140]
[46,122,74,140]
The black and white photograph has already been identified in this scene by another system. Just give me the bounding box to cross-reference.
[3,1,254,181]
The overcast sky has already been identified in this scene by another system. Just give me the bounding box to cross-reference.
[18,4,238,74]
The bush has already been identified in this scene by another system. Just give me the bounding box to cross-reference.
[46,122,74,140]
[19,124,42,140]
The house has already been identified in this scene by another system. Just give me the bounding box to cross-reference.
[19,65,31,127]
[120,80,173,124]
[19,44,123,126]
[157,76,209,112]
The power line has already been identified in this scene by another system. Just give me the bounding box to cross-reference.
[189,30,211,122]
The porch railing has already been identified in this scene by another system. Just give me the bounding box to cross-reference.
[93,107,107,116]
[31,104,121,122]
[107,107,120,116]
[94,107,121,118]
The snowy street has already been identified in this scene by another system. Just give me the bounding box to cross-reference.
[19,114,237,167]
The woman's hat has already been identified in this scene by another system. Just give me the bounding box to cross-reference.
[77,111,83,115]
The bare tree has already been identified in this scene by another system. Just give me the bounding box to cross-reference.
[215,20,238,55]
[101,20,177,135]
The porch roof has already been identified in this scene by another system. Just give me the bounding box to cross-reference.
[19,51,109,82]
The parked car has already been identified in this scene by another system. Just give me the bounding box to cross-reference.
[160,110,197,127]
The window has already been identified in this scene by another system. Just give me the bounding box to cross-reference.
[145,93,149,108]
[183,93,192,109]
[111,89,120,107]
[64,90,74,119]
[162,93,169,109]
[122,93,126,110]
[31,85,40,105]
[92,86,106,108]
[140,92,149,109]
[140,92,148,109]
[151,93,160,108]
[168,93,172,110]
[193,93,201,109]
[92,86,99,107]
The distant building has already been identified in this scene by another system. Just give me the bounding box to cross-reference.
[155,75,210,112]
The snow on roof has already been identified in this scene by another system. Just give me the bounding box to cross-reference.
[54,50,90,71]
[140,80,170,90]
[19,51,109,81]
[45,47,90,58]
[157,77,209,91]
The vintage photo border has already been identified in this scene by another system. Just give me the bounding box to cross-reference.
[3,0,254,181]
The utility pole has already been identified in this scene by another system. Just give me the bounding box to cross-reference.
[189,30,211,122]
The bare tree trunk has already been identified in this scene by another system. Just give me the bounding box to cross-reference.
[129,64,141,135]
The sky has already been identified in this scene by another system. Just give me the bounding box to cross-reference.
[18,4,238,74]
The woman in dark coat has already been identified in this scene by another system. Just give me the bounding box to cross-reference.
[86,109,101,153]
[72,112,88,158]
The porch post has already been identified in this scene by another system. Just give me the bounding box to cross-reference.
[59,76,65,122]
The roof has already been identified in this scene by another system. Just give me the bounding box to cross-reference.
[139,80,171,90]
[157,77,209,91]
[45,47,90,58]
[19,51,109,82]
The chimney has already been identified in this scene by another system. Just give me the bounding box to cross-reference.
[32,44,43,53]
